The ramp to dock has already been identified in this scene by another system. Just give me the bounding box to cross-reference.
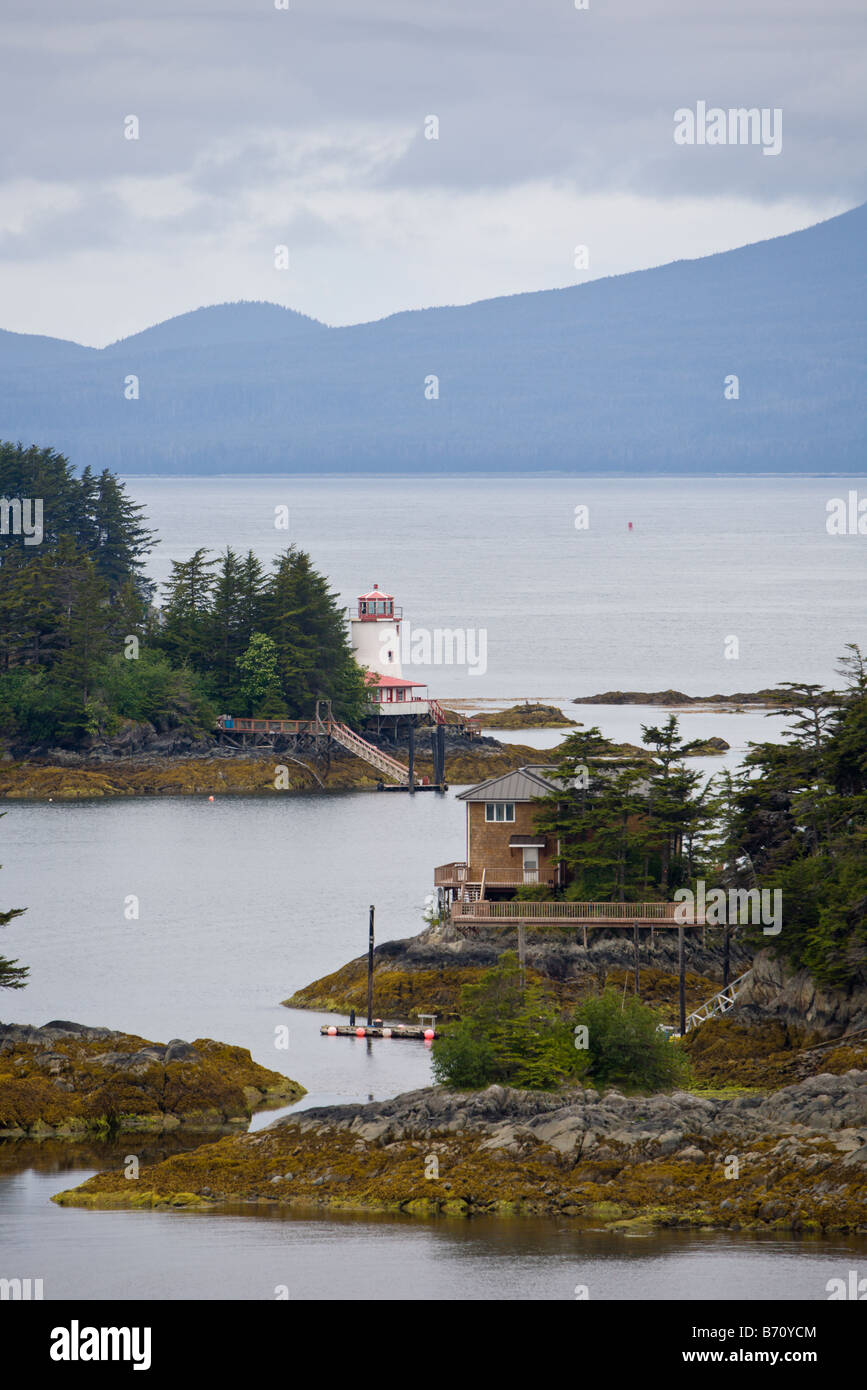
[684,969,753,1032]
[329,721,409,785]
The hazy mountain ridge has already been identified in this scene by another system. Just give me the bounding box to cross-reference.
[1,205,865,474]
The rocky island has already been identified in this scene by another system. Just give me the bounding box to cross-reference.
[572,689,789,708]
[0,1020,305,1138]
[470,703,577,729]
[52,1054,867,1233]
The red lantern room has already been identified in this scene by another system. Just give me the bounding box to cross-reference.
[356,583,395,620]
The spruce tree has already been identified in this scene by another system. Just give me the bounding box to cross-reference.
[0,817,27,990]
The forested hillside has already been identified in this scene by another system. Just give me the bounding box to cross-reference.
[0,204,864,473]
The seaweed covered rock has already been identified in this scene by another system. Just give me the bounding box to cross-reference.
[473,704,577,729]
[284,922,749,1022]
[0,1021,305,1137]
[53,1073,867,1233]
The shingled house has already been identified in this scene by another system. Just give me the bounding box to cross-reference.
[432,761,679,933]
[434,766,566,909]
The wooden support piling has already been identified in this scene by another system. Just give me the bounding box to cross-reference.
[633,921,640,996]
[678,926,686,1035]
[434,722,446,788]
[367,904,375,1027]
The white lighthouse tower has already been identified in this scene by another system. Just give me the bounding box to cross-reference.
[349,584,429,719]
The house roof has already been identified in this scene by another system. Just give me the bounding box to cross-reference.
[358,586,393,601]
[364,673,426,689]
[457,765,563,802]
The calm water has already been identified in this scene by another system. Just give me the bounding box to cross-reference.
[126,474,867,698]
[3,1163,865,1301]
[3,474,867,1299]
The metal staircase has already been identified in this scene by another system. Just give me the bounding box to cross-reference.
[329,722,410,785]
[684,969,753,1033]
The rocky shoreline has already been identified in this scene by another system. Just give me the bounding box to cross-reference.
[52,1068,867,1232]
[0,730,548,800]
[283,921,752,1024]
[0,706,733,800]
[572,689,788,707]
[0,1020,305,1138]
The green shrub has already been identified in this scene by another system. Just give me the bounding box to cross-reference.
[430,1022,498,1089]
[573,989,691,1090]
[93,651,215,730]
[431,952,588,1091]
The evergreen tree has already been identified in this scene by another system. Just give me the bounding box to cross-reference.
[236,633,287,717]
[735,656,867,986]
[265,547,367,721]
[0,817,27,990]
[157,548,218,672]
[90,469,156,601]
[209,548,247,705]
[534,728,651,899]
[641,715,707,893]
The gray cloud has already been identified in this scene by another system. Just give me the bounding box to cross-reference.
[0,0,863,342]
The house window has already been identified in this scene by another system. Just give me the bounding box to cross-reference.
[485,802,515,822]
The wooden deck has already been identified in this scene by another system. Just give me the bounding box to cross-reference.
[449,900,705,927]
[435,861,556,889]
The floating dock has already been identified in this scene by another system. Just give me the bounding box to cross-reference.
[321,1023,438,1040]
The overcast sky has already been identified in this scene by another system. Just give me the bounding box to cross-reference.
[1,0,864,346]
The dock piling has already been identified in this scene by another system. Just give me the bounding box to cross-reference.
[367,904,375,1026]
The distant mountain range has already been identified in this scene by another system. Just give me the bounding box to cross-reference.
[2,204,865,474]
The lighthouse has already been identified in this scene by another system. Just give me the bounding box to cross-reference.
[349,585,430,720]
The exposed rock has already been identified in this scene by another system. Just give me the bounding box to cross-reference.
[471,703,577,729]
[0,1020,305,1138]
[734,950,867,1036]
[0,728,557,800]
[53,1071,867,1233]
[572,690,788,707]
[284,921,750,1021]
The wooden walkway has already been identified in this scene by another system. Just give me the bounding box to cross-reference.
[216,714,412,785]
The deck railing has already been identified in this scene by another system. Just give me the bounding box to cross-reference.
[434,862,557,887]
[217,716,326,735]
[435,862,471,885]
[451,900,702,923]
